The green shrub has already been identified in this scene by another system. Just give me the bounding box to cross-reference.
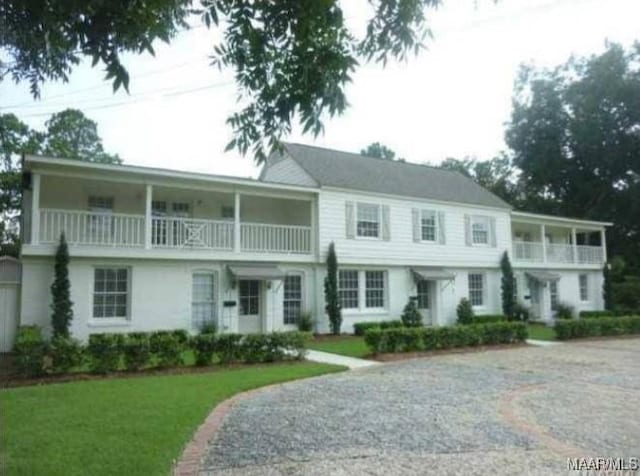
[122,333,151,371]
[363,322,527,354]
[554,302,575,320]
[190,334,217,366]
[171,329,190,345]
[472,314,505,325]
[555,316,640,340]
[149,331,184,368]
[613,278,640,311]
[297,312,314,332]
[49,336,84,374]
[579,310,640,318]
[353,320,403,336]
[87,333,124,374]
[457,298,474,324]
[236,332,310,363]
[14,326,48,377]
[199,322,218,335]
[215,333,243,363]
[401,297,422,327]
[511,303,530,322]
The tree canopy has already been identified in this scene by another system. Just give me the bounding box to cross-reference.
[1,0,442,162]
[361,142,398,160]
[0,109,120,255]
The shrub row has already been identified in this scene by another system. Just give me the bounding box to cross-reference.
[579,310,640,319]
[363,322,527,354]
[13,326,310,377]
[555,316,640,340]
[353,320,403,336]
[471,314,506,325]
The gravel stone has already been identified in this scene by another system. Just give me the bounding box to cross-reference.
[200,338,640,475]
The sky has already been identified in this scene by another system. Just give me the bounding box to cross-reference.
[1,0,639,179]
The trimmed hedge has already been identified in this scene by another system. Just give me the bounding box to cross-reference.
[353,320,403,336]
[87,333,125,374]
[364,322,528,354]
[14,326,48,377]
[555,316,640,340]
[579,310,640,318]
[471,314,506,325]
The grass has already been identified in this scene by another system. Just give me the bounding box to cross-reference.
[0,362,344,476]
[308,335,370,358]
[527,323,557,341]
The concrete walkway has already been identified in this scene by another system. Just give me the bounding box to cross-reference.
[526,339,561,347]
[304,349,380,369]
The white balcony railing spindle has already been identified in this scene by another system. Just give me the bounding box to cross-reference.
[241,222,311,254]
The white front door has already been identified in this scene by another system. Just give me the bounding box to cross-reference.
[416,280,433,325]
[238,280,262,333]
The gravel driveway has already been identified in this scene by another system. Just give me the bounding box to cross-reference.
[200,338,640,475]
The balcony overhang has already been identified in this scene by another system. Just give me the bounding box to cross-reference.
[227,264,286,281]
[526,271,561,283]
[411,267,455,282]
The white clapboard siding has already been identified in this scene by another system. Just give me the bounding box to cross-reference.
[317,190,511,266]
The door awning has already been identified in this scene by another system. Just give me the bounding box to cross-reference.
[526,271,561,283]
[411,267,455,281]
[228,265,286,280]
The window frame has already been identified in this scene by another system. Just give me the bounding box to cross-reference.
[355,202,381,239]
[471,215,490,246]
[550,281,559,311]
[338,269,359,310]
[92,266,130,321]
[283,274,303,325]
[468,272,485,307]
[364,270,386,309]
[239,280,260,316]
[416,280,431,309]
[579,274,589,302]
[420,209,438,242]
[191,271,218,330]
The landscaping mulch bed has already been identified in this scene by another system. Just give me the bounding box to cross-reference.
[0,358,311,389]
[371,342,530,362]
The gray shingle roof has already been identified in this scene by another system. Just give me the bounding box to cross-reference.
[280,143,511,209]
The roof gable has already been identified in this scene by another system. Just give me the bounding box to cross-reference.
[281,143,511,209]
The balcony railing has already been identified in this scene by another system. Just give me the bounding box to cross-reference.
[513,240,604,265]
[241,222,311,254]
[40,208,144,247]
[151,217,233,250]
[37,208,312,254]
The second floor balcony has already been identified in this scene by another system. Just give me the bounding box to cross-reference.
[24,167,316,257]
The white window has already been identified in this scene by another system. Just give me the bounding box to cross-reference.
[93,268,129,319]
[365,271,386,308]
[338,270,359,309]
[172,202,190,216]
[239,280,260,315]
[192,272,217,329]
[471,216,489,245]
[579,274,589,301]
[550,281,559,310]
[468,273,485,307]
[416,280,430,309]
[421,210,437,242]
[283,275,303,325]
[356,203,380,238]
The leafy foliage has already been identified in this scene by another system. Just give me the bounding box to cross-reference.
[49,336,85,374]
[603,263,614,311]
[456,298,474,325]
[2,0,442,161]
[361,142,397,160]
[401,297,423,327]
[500,251,515,319]
[87,334,125,374]
[555,315,640,340]
[297,312,314,332]
[324,242,341,335]
[554,302,575,320]
[14,326,48,377]
[50,233,73,338]
[353,320,404,336]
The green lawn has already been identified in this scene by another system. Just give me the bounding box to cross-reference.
[308,335,370,358]
[0,362,344,476]
[527,323,557,341]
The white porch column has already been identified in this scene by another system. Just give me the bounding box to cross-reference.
[541,224,547,263]
[234,192,241,253]
[144,184,153,250]
[571,227,578,264]
[310,198,317,257]
[30,173,40,245]
[600,228,608,263]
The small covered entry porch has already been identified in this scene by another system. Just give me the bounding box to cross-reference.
[410,267,456,326]
[524,270,561,323]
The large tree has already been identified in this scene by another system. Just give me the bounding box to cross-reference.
[361,142,397,160]
[1,0,442,161]
[0,109,120,255]
[506,42,640,271]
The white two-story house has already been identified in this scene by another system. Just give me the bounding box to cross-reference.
[17,143,610,340]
